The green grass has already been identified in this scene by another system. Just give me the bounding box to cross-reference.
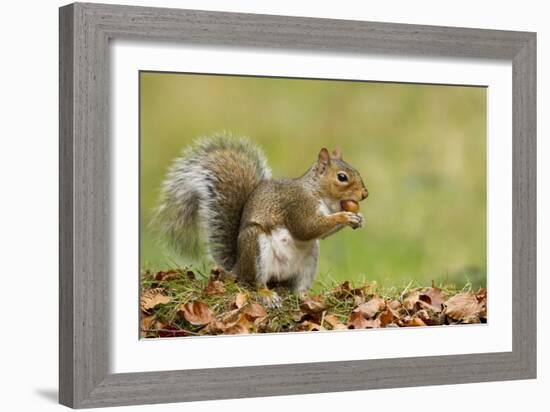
[140,73,487,289]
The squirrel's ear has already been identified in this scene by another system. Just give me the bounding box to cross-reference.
[331,147,343,160]
[317,148,331,175]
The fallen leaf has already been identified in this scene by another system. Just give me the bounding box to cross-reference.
[300,320,326,331]
[330,281,352,298]
[417,299,442,313]
[401,317,427,327]
[354,295,366,306]
[177,301,215,325]
[332,323,348,330]
[377,309,395,327]
[300,298,327,315]
[353,296,385,318]
[151,321,190,337]
[242,302,267,319]
[364,318,382,328]
[140,288,172,312]
[154,269,180,281]
[203,279,226,296]
[476,288,487,303]
[156,328,189,338]
[386,300,403,319]
[323,314,342,328]
[348,312,369,329]
[416,309,442,326]
[444,293,483,323]
[476,288,487,321]
[220,308,240,324]
[224,324,250,334]
[403,290,421,311]
[140,314,156,338]
[352,281,377,297]
[234,292,248,309]
[202,319,227,335]
[421,283,446,311]
[206,310,253,334]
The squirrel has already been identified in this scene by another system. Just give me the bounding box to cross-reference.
[153,134,368,305]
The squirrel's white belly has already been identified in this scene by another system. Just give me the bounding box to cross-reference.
[257,227,318,283]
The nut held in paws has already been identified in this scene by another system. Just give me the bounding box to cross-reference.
[340,199,359,213]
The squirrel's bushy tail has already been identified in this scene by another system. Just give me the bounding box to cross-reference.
[153,134,271,270]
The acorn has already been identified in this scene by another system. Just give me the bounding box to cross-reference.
[340,199,359,213]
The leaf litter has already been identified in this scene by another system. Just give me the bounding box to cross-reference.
[139,267,487,338]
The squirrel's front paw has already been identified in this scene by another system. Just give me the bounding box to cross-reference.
[342,211,364,229]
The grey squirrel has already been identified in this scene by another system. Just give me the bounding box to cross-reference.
[153,134,368,302]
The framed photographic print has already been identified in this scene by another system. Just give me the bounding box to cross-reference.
[59,2,536,408]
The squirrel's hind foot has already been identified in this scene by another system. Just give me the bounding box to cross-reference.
[258,287,282,309]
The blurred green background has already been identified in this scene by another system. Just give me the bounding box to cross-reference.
[140,72,486,289]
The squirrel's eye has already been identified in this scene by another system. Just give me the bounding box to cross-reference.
[337,173,348,182]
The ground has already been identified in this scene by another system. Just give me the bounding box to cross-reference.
[140,266,487,338]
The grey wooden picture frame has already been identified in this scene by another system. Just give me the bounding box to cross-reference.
[59,2,536,409]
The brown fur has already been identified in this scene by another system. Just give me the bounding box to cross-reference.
[156,135,368,292]
[234,148,368,285]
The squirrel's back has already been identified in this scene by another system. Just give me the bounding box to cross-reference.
[153,134,271,269]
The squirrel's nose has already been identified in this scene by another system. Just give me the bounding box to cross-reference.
[361,188,368,200]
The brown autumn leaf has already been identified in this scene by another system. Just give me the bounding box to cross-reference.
[417,298,442,313]
[299,320,326,331]
[234,292,248,309]
[353,296,385,318]
[323,314,342,328]
[220,308,241,324]
[140,314,156,338]
[444,293,483,323]
[156,329,189,338]
[330,281,352,298]
[148,320,190,337]
[364,318,382,328]
[476,288,487,303]
[225,324,250,335]
[401,317,427,327]
[388,299,402,310]
[202,310,249,335]
[377,309,395,327]
[202,319,227,335]
[177,301,215,325]
[347,311,370,329]
[154,269,180,282]
[421,282,446,311]
[242,302,267,320]
[352,281,377,296]
[476,288,487,320]
[386,300,403,319]
[354,295,366,306]
[203,279,226,296]
[403,290,421,311]
[419,281,445,312]
[332,323,348,330]
[300,298,328,315]
[237,313,253,329]
[416,309,443,326]
[140,288,172,312]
